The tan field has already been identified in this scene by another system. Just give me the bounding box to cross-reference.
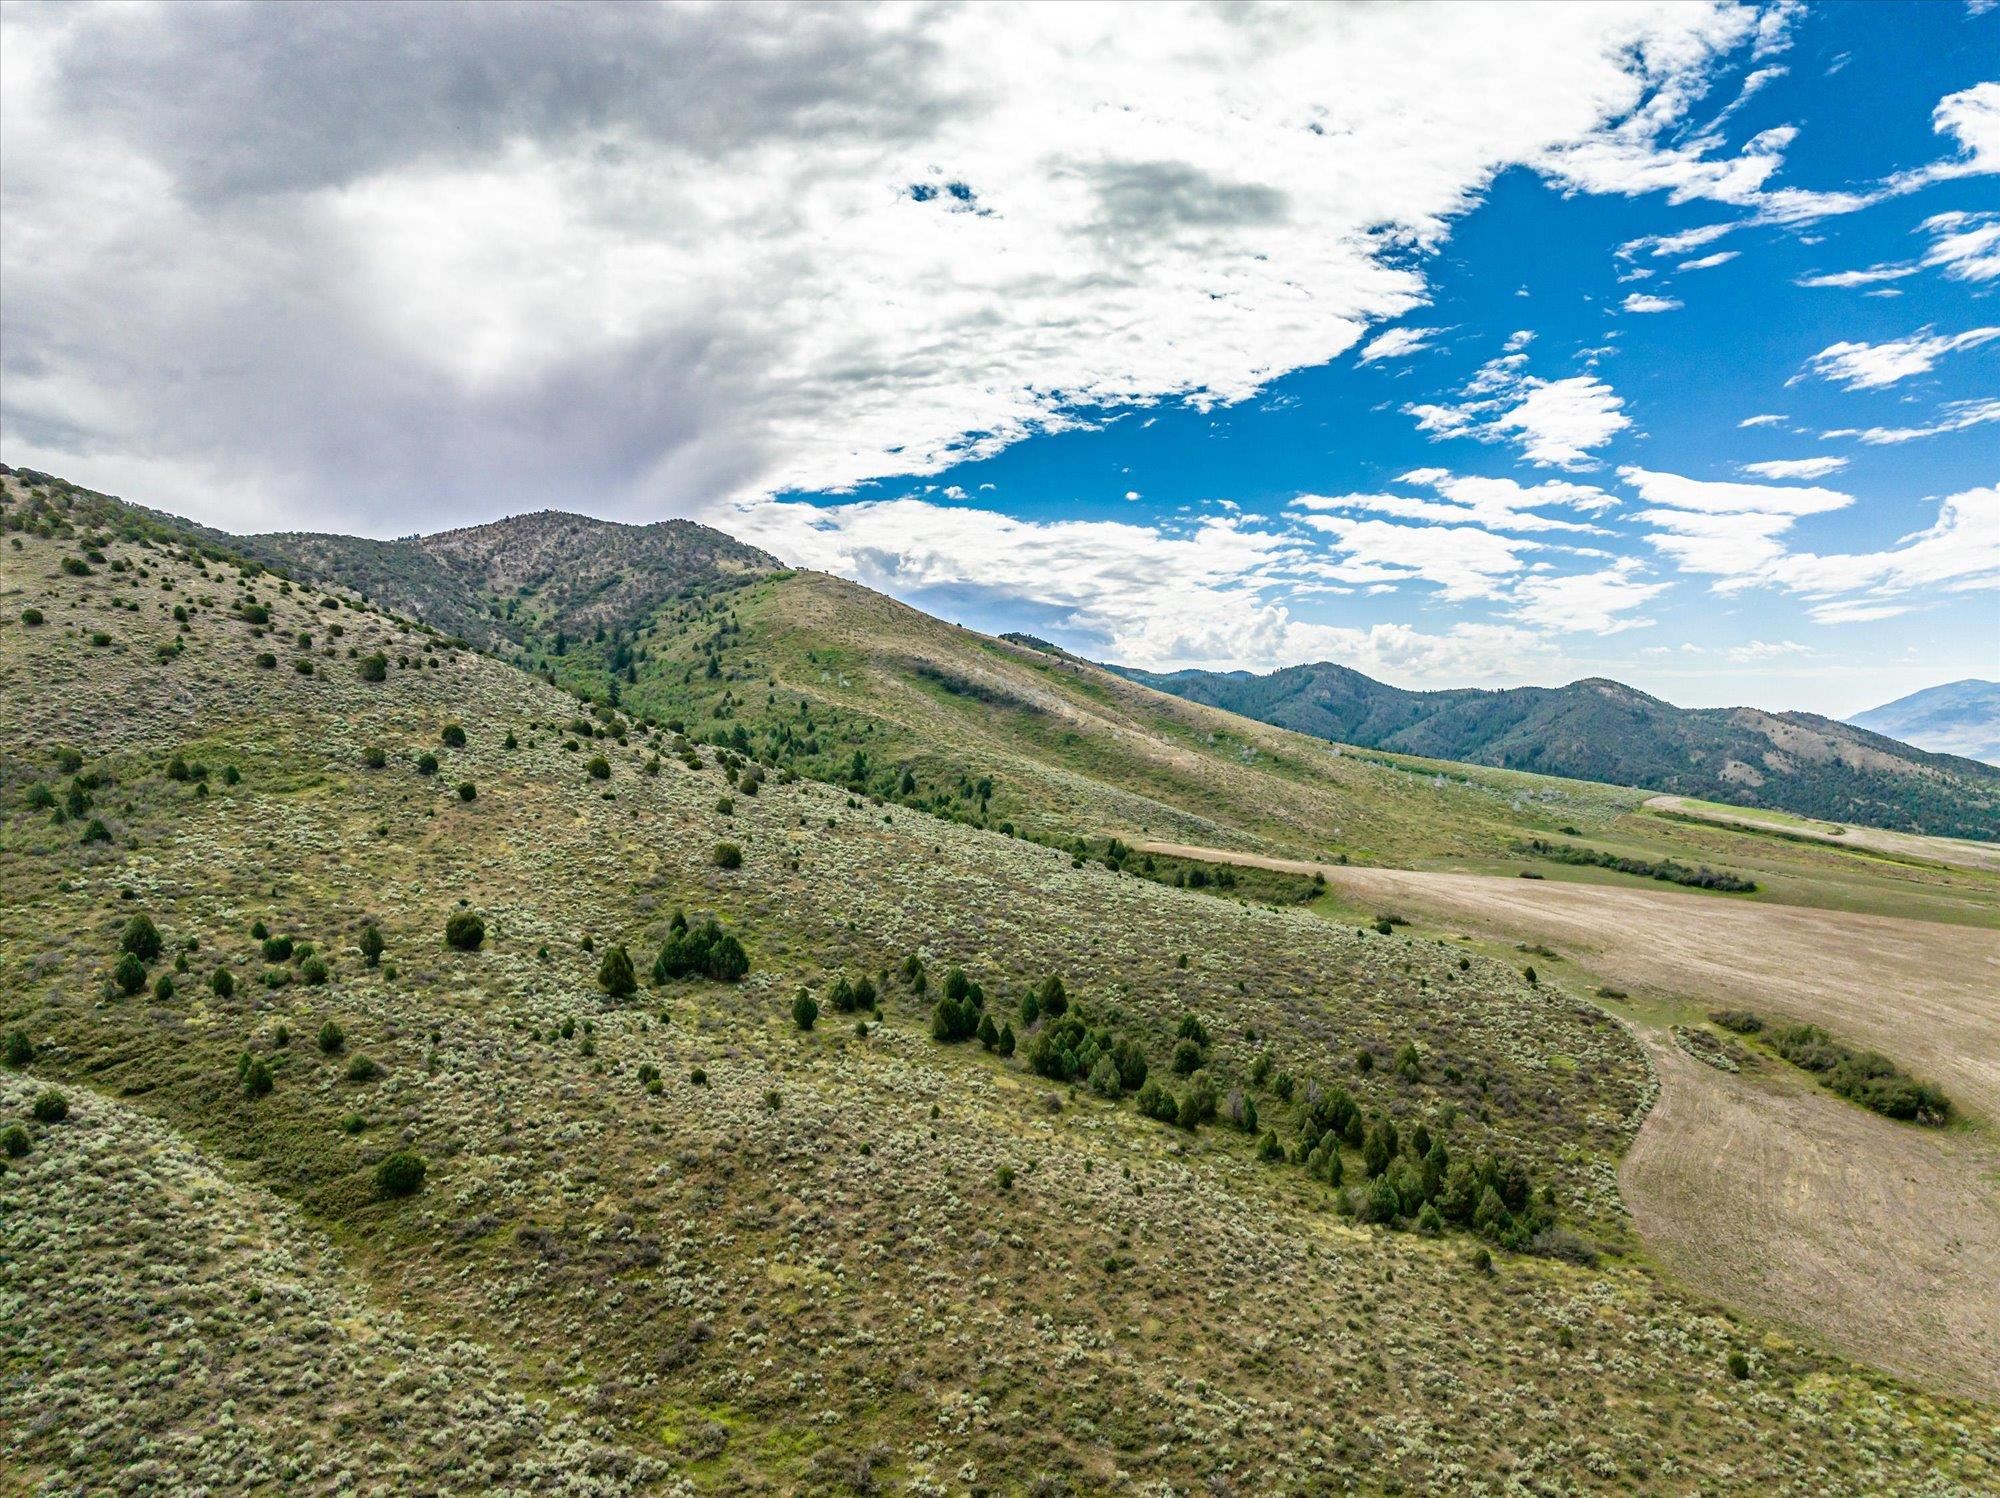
[1134,839,2000,1399]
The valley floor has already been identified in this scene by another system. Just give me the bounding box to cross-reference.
[1134,840,2000,1402]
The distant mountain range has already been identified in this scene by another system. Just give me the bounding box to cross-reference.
[1113,661,2000,842]
[1848,680,2000,769]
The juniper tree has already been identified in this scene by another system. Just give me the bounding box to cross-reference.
[599,943,638,998]
[121,913,163,961]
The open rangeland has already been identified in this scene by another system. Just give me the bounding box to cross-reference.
[1134,839,2000,1398]
[6,519,1997,1491]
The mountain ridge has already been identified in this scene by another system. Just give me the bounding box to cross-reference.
[1114,659,2000,842]
[1849,679,2000,768]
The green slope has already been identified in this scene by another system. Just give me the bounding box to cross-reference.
[7,471,1996,1489]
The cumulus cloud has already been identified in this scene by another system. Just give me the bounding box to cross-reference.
[0,0,1764,534]
[1293,468,1615,534]
[1406,339,1631,470]
[1795,264,1922,289]
[1801,327,2000,390]
[1509,558,1666,633]
[1678,250,1739,269]
[1622,292,1683,312]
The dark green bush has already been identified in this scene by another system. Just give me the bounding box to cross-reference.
[362,746,387,769]
[1711,1009,1762,1034]
[31,1089,68,1123]
[20,607,43,626]
[445,911,486,950]
[345,1055,382,1082]
[1,1124,29,1157]
[211,966,234,997]
[4,1029,33,1068]
[713,841,742,869]
[300,956,329,985]
[587,756,611,780]
[122,913,163,960]
[359,925,384,967]
[457,781,477,801]
[651,912,749,982]
[81,817,112,844]
[375,1150,427,1198]
[440,723,466,748]
[261,935,293,962]
[318,1019,346,1055]
[416,752,439,776]
[358,651,388,681]
[114,952,147,995]
[599,943,638,998]
[153,974,175,1001]
[793,989,820,1031]
[241,1055,273,1098]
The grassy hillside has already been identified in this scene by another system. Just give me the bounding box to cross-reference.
[5,482,1995,1490]
[1120,661,2000,842]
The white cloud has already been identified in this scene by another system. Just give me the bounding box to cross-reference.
[1740,456,1848,480]
[1357,326,1444,363]
[1293,468,1615,534]
[1926,82,2000,178]
[1678,250,1738,270]
[1921,209,2000,283]
[1293,513,1534,601]
[1822,398,2000,445]
[1737,412,1786,428]
[1620,467,1854,518]
[716,490,1557,681]
[1795,264,1921,288]
[1623,466,1999,618]
[1621,292,1683,312]
[1509,558,1666,633]
[0,1,1769,533]
[1490,375,1631,467]
[1801,327,2000,390]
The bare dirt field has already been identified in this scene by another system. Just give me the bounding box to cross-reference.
[1135,839,2000,1399]
[1643,793,2000,874]
[1626,1029,2000,1401]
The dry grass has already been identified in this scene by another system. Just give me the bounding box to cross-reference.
[1136,840,2000,1400]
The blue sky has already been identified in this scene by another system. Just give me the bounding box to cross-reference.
[3,1,1995,715]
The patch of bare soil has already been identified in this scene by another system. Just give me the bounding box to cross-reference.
[1134,839,2000,1399]
[1626,1030,2000,1401]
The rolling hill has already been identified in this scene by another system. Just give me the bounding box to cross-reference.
[1850,678,2000,768]
[5,465,1999,1490]
[1116,660,2000,842]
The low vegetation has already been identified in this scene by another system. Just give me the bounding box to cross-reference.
[1517,837,1757,892]
[1712,1010,1953,1125]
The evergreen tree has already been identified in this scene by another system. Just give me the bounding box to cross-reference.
[121,913,163,961]
[598,943,637,998]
